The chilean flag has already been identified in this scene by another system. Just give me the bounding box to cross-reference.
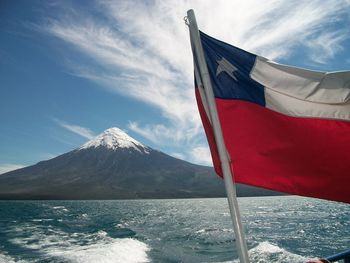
[195,31,350,204]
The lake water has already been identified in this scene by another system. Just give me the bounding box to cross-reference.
[0,196,349,262]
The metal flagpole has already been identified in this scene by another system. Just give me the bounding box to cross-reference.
[186,9,250,263]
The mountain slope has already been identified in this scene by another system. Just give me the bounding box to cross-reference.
[0,128,281,199]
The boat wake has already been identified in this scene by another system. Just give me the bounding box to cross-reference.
[46,236,150,263]
[5,224,150,263]
[229,241,308,263]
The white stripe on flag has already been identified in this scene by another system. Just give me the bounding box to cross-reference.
[250,56,350,121]
[265,87,350,121]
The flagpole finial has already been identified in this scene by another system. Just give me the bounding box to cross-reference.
[184,16,189,26]
[185,9,195,26]
[186,9,195,26]
[187,9,194,16]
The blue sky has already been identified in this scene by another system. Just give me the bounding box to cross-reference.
[1,0,350,173]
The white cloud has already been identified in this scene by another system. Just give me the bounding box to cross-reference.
[306,30,348,64]
[54,119,95,140]
[0,164,25,174]
[39,153,59,161]
[43,0,349,164]
[170,152,186,160]
[190,146,213,166]
[128,121,200,145]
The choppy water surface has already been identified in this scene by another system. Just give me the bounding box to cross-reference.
[0,196,349,262]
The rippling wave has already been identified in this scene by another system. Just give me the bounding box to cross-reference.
[0,196,348,262]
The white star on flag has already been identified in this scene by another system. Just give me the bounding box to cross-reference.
[216,57,238,81]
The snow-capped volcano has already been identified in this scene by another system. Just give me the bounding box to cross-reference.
[0,127,281,199]
[79,127,150,154]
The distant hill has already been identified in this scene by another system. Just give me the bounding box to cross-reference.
[0,128,282,199]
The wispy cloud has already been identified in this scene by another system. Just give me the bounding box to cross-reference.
[0,164,25,174]
[190,146,213,166]
[128,121,200,145]
[305,30,348,64]
[43,0,349,164]
[39,153,59,161]
[53,119,95,140]
[170,152,186,160]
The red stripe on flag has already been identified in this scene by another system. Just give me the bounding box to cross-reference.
[195,88,223,176]
[215,99,350,203]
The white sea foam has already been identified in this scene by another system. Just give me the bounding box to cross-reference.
[253,241,285,253]
[0,253,26,263]
[230,241,308,263]
[31,219,54,222]
[195,227,232,235]
[51,206,69,212]
[47,238,150,263]
[52,206,65,209]
[195,228,206,234]
[9,224,150,263]
[115,221,129,228]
